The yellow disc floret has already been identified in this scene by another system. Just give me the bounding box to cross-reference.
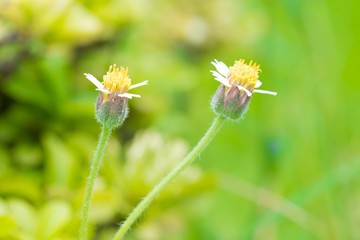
[228,59,260,89]
[103,64,131,93]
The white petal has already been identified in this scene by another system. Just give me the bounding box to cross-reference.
[215,77,231,87]
[211,71,231,86]
[210,70,220,77]
[118,93,141,99]
[84,73,105,90]
[211,59,229,77]
[236,85,252,96]
[210,70,222,78]
[253,89,278,96]
[96,88,110,94]
[255,80,262,88]
[129,80,149,90]
[214,78,228,86]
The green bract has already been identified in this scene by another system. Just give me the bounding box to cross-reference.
[95,92,129,128]
[211,85,251,120]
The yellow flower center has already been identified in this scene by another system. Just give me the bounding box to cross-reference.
[103,64,131,93]
[228,59,260,89]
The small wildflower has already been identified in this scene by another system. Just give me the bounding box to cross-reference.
[85,64,148,100]
[84,64,148,127]
[210,59,277,119]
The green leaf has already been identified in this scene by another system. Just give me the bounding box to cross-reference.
[8,198,37,235]
[42,132,78,191]
[35,200,72,239]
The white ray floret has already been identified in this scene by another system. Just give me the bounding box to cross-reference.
[211,59,229,77]
[210,59,277,97]
[210,70,231,86]
[85,71,148,99]
[84,73,109,93]
[253,80,277,95]
[255,80,262,88]
[237,85,252,96]
[118,93,141,99]
[253,89,278,96]
[129,80,149,90]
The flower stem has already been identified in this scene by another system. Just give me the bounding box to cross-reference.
[112,116,226,240]
[79,125,113,240]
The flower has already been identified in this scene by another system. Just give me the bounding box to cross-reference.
[210,59,277,119]
[211,59,277,97]
[84,64,148,99]
[84,64,148,127]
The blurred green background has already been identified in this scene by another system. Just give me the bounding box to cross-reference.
[1,0,359,239]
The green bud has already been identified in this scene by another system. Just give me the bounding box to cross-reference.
[211,85,251,120]
[95,92,128,128]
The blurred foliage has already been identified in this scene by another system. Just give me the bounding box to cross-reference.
[0,0,360,239]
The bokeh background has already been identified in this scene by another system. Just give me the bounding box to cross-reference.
[1,0,359,239]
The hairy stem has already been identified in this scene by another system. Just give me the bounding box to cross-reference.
[79,126,112,240]
[113,116,226,240]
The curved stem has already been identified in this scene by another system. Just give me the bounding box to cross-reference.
[113,116,226,240]
[79,126,112,240]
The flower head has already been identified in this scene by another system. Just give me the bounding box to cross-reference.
[84,64,148,127]
[84,64,148,99]
[210,59,277,119]
[211,59,277,97]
